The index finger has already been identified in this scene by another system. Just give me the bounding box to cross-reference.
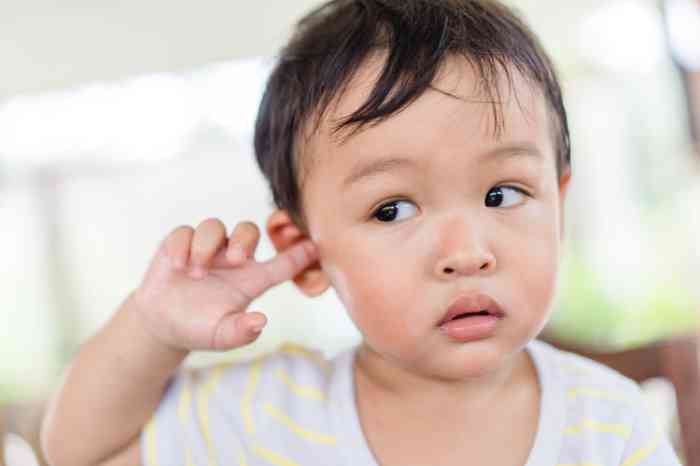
[258,240,320,288]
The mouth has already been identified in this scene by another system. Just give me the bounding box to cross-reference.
[438,293,505,327]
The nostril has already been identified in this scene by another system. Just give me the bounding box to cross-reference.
[438,254,495,277]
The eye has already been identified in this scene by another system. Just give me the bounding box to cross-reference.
[485,186,529,208]
[372,200,418,223]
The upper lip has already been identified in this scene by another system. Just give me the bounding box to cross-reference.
[439,293,505,326]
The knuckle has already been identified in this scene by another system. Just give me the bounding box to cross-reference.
[190,246,212,265]
[253,264,276,295]
[189,246,205,262]
[292,242,313,271]
[190,239,215,264]
[287,247,304,272]
[232,286,254,305]
[231,277,259,305]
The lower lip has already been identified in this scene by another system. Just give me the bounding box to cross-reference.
[439,315,501,342]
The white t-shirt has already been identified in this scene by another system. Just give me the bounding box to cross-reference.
[140,339,682,465]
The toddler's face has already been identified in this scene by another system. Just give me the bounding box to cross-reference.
[300,54,570,380]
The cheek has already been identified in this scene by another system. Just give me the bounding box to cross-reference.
[509,210,561,314]
[321,237,418,335]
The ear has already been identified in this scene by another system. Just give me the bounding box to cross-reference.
[266,209,330,297]
[558,168,572,240]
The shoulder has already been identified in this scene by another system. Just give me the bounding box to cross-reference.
[250,342,338,401]
[531,339,647,417]
[180,341,338,399]
[154,342,343,435]
[213,342,344,448]
[530,339,681,463]
[530,338,641,393]
[142,344,350,465]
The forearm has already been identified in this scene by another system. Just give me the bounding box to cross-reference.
[40,292,190,466]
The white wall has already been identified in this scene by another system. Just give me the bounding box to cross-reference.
[0,0,324,97]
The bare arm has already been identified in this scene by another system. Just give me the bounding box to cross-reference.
[40,292,189,466]
[96,429,143,466]
[40,218,319,466]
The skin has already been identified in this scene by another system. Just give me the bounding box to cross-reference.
[266,52,572,430]
[40,53,571,466]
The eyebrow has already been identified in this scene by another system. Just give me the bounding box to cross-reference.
[342,143,542,189]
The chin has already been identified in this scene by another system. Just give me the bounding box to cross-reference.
[435,344,506,377]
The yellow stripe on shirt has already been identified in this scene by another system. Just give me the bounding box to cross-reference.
[242,354,267,435]
[252,444,301,466]
[143,415,159,466]
[563,418,631,438]
[620,428,663,466]
[567,387,628,404]
[279,342,331,374]
[558,362,591,376]
[177,375,195,466]
[275,368,326,402]
[263,403,337,445]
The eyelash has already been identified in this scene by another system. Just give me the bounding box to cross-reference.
[370,185,532,221]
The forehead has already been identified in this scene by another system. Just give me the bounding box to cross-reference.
[298,52,553,184]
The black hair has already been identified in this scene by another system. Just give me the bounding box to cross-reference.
[254,0,571,234]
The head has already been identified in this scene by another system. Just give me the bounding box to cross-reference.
[256,0,572,379]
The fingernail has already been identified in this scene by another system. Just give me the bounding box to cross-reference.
[250,317,266,333]
[250,323,265,334]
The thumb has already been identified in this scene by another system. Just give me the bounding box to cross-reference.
[211,310,267,351]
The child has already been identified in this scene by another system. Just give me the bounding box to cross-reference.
[41,0,682,465]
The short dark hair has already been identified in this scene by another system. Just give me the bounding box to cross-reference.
[254,0,571,233]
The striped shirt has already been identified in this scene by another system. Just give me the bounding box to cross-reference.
[140,339,682,465]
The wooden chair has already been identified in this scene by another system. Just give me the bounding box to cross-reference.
[539,331,700,465]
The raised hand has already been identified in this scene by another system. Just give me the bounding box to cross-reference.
[131,218,318,352]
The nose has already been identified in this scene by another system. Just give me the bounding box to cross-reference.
[433,217,496,279]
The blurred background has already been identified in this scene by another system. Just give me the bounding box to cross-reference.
[1,0,699,464]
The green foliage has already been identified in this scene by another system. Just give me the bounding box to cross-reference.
[621,281,698,347]
[548,251,698,349]
[0,382,26,404]
[548,252,622,347]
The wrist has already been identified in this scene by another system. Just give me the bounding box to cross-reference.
[121,291,190,366]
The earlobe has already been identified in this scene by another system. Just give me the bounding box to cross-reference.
[294,268,331,297]
[559,169,572,200]
[558,169,572,240]
[266,209,331,297]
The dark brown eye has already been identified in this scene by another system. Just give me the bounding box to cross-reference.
[372,200,417,222]
[485,186,528,208]
[485,187,504,207]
